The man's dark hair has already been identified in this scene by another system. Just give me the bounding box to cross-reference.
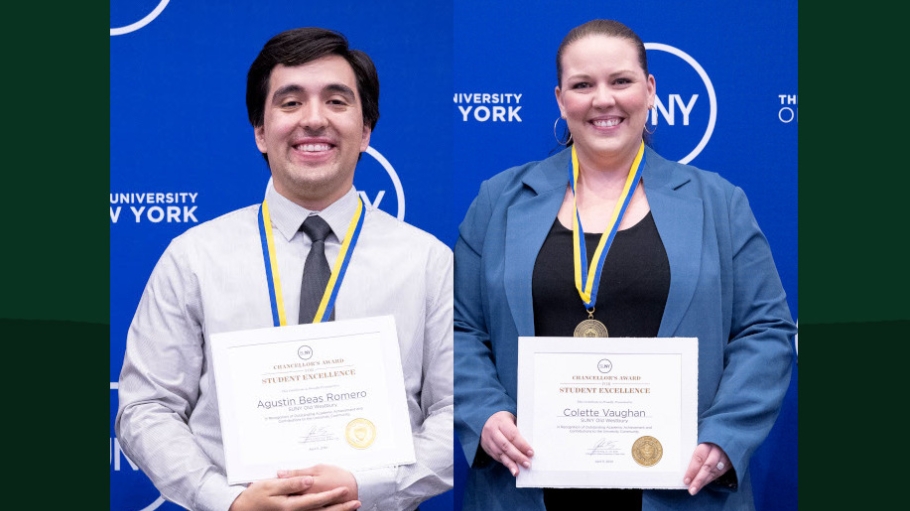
[246,27,380,131]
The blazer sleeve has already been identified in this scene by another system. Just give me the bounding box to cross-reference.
[698,185,796,487]
[453,179,519,468]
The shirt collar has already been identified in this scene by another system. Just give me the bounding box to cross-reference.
[264,179,358,243]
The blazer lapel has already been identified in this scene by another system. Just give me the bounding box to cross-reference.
[504,151,570,337]
[642,149,703,337]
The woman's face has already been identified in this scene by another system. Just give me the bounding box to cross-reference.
[555,34,655,167]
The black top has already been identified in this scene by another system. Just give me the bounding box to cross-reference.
[531,211,670,510]
[532,211,670,337]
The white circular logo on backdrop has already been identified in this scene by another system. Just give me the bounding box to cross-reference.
[363,146,405,221]
[644,43,717,164]
[111,0,170,36]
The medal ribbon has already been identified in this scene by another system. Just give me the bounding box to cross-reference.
[571,140,646,308]
[258,197,365,326]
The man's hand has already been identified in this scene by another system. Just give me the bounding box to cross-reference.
[480,411,534,477]
[228,474,360,510]
[278,464,359,502]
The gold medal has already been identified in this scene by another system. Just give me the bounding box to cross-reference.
[631,435,663,467]
[345,418,376,449]
[574,308,608,337]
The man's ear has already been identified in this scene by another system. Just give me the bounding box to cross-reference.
[360,124,372,153]
[254,125,267,153]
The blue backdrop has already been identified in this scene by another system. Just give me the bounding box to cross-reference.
[111,1,796,510]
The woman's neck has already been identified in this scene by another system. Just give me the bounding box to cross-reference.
[559,141,649,233]
[573,143,639,186]
[574,150,638,198]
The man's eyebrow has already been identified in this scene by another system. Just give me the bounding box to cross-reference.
[271,84,304,103]
[324,83,356,100]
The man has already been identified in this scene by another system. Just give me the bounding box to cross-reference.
[116,27,453,511]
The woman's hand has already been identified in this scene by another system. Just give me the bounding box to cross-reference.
[684,442,732,495]
[480,411,534,477]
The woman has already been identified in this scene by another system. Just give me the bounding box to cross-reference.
[453,19,795,511]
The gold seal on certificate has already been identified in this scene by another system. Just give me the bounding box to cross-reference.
[574,318,608,338]
[631,436,663,467]
[345,418,376,449]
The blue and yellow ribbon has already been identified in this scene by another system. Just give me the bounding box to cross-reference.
[258,197,365,326]
[570,140,646,308]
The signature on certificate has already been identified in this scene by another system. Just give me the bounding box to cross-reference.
[587,438,619,456]
[301,425,334,444]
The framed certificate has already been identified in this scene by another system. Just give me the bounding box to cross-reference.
[210,315,416,484]
[516,337,698,489]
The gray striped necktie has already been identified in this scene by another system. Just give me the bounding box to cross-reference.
[298,215,335,324]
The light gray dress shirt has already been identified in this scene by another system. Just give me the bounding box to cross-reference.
[116,183,453,511]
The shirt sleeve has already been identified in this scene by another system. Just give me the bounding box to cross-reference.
[115,240,245,511]
[353,242,454,510]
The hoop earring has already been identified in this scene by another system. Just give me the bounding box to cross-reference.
[554,117,573,146]
[643,107,655,135]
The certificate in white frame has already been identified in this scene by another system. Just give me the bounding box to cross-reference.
[516,336,698,489]
[211,315,416,484]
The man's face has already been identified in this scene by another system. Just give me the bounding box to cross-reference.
[255,55,371,210]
